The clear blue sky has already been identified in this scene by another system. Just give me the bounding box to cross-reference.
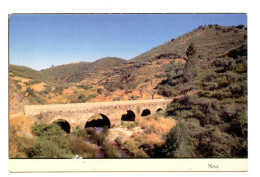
[9,14,247,70]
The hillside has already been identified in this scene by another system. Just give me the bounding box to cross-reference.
[9,64,46,81]
[9,24,247,105]
[131,25,246,63]
[10,57,126,85]
[41,62,91,84]
[89,57,127,71]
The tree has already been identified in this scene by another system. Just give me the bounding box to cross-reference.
[186,43,196,59]
[215,26,221,35]
[244,34,247,41]
[97,88,104,95]
[236,24,244,29]
[184,43,199,82]
[25,87,35,97]
[138,85,147,98]
[149,89,157,99]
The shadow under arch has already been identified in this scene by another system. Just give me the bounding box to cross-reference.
[85,114,111,128]
[121,110,136,121]
[156,108,163,112]
[53,119,71,133]
[141,109,151,117]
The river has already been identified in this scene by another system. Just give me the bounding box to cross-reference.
[85,127,130,158]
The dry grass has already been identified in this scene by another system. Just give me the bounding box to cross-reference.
[9,54,169,104]
[11,76,31,91]
[9,113,34,137]
[174,58,186,63]
[132,131,165,145]
[119,114,177,157]
[62,86,84,95]
[9,113,34,158]
[131,114,177,146]
[11,76,31,83]
[137,115,177,135]
[31,82,46,92]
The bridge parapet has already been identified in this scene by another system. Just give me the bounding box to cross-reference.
[24,99,172,128]
[24,99,172,116]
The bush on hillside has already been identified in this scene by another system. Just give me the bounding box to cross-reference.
[236,24,244,29]
[159,119,202,157]
[212,57,236,71]
[14,82,22,90]
[25,123,71,158]
[25,87,45,104]
[78,84,93,90]
[24,80,41,86]
[156,45,247,158]
[97,88,104,94]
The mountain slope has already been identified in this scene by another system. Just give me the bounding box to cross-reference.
[40,62,91,84]
[153,41,247,158]
[131,25,247,63]
[9,64,45,81]
[40,57,126,83]
[89,57,127,72]
[9,57,127,85]
[9,24,247,104]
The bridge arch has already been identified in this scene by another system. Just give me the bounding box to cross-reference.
[85,113,111,128]
[121,110,136,121]
[141,109,151,117]
[156,108,163,112]
[52,119,71,133]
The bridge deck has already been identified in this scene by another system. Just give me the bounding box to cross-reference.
[24,99,172,116]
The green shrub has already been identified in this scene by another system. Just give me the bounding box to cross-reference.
[78,85,93,90]
[24,136,71,158]
[25,123,71,158]
[103,142,121,158]
[54,86,66,94]
[155,74,164,78]
[229,83,246,96]
[121,138,148,158]
[25,87,35,97]
[69,138,98,157]
[25,87,45,104]
[115,137,123,146]
[197,128,246,157]
[129,95,138,100]
[159,119,202,157]
[97,88,104,94]
[72,126,86,139]
[75,93,98,103]
[14,80,22,90]
[86,126,109,147]
[113,97,121,101]
[39,85,52,95]
[204,72,217,82]
[213,57,236,71]
[78,94,86,100]
[133,149,149,158]
[24,80,41,85]
[32,123,65,137]
[104,91,111,97]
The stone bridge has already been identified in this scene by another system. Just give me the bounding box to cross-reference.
[24,99,172,132]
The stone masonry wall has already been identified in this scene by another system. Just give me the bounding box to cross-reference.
[24,99,172,128]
